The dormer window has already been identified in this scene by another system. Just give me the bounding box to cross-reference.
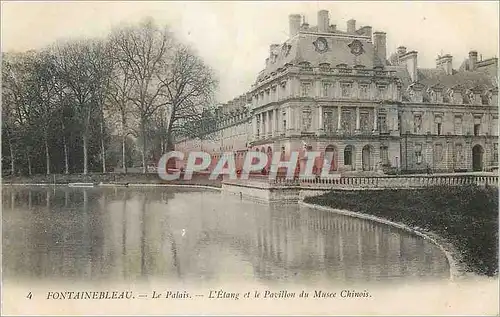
[282,44,291,56]
[319,62,331,71]
[482,92,492,105]
[299,61,312,71]
[465,90,474,104]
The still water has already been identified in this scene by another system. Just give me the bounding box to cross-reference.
[2,186,450,287]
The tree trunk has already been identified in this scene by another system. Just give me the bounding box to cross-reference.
[101,138,106,173]
[45,137,51,175]
[27,154,32,176]
[166,133,175,151]
[83,134,88,175]
[121,115,127,174]
[9,139,15,175]
[101,119,106,173]
[122,135,127,174]
[141,119,147,174]
[63,136,69,174]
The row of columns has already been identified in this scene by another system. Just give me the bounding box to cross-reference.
[253,106,380,139]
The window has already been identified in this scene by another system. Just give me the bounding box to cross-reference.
[301,82,312,97]
[378,113,387,133]
[474,124,481,136]
[324,111,334,132]
[282,111,287,132]
[414,115,422,134]
[341,83,352,98]
[494,143,498,164]
[360,112,370,132]
[377,86,387,99]
[344,146,353,165]
[435,116,442,135]
[380,146,389,165]
[415,144,423,164]
[474,116,481,136]
[359,84,369,99]
[322,82,331,97]
[302,108,312,130]
[341,110,354,134]
[455,144,463,164]
[454,116,463,135]
[434,144,443,163]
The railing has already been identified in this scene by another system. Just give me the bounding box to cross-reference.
[299,175,499,189]
[222,174,498,189]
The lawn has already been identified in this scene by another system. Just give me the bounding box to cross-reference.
[304,184,499,276]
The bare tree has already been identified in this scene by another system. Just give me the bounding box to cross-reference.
[109,18,174,173]
[157,44,218,152]
[2,51,39,175]
[89,41,114,173]
[52,38,110,175]
[107,45,136,173]
[25,50,59,175]
[1,53,18,175]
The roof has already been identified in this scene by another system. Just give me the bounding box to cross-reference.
[256,32,374,81]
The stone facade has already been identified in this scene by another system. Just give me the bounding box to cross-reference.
[176,10,498,174]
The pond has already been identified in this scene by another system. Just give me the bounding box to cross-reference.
[2,186,450,288]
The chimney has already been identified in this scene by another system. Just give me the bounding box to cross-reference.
[289,14,302,37]
[317,10,329,33]
[436,54,453,75]
[468,51,478,71]
[373,32,387,67]
[400,51,419,82]
[347,19,356,33]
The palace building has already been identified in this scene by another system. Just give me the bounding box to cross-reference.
[175,10,498,174]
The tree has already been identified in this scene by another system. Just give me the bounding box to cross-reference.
[157,44,218,151]
[2,51,40,175]
[25,50,59,174]
[107,43,136,173]
[52,38,111,175]
[109,18,174,173]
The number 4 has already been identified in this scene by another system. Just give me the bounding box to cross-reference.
[27,292,32,299]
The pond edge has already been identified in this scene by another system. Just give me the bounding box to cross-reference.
[298,201,469,281]
[3,183,222,191]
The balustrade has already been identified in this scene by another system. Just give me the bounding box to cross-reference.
[223,174,498,190]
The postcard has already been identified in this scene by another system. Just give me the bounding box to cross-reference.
[1,1,499,315]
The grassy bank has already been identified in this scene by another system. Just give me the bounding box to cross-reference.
[304,185,498,277]
[2,173,222,188]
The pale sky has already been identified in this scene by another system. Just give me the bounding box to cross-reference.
[2,1,499,102]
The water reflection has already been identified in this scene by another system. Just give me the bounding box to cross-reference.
[2,187,450,286]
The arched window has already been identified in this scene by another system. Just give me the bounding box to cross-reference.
[344,145,353,165]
